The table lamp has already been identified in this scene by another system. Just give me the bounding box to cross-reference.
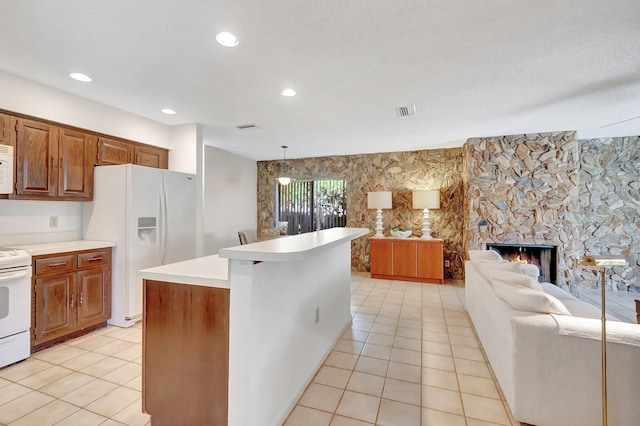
[413,190,440,239]
[367,191,392,237]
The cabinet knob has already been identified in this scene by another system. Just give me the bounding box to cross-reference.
[70,293,75,307]
[79,291,83,306]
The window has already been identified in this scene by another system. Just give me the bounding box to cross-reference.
[276,180,347,235]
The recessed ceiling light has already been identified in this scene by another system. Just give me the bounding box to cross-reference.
[280,88,296,97]
[69,73,92,82]
[161,108,176,115]
[215,31,239,47]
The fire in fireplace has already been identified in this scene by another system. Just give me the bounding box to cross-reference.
[485,243,557,284]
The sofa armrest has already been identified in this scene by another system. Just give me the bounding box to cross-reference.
[511,315,640,426]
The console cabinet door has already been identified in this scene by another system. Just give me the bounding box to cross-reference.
[135,144,168,169]
[15,118,58,197]
[370,239,393,276]
[97,137,133,165]
[417,242,444,280]
[393,241,417,277]
[58,128,94,200]
[34,273,77,345]
[77,268,111,328]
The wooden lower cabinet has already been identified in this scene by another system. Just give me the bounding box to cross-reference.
[32,248,112,350]
[370,238,444,284]
[143,279,229,425]
[34,273,77,344]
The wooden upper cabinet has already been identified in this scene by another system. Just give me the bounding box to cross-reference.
[97,137,133,165]
[58,129,94,199]
[135,144,168,169]
[0,113,16,147]
[15,118,58,197]
[14,120,94,200]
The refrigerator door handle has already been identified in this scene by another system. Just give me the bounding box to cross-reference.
[159,183,169,264]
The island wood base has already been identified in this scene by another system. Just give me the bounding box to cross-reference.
[142,279,229,426]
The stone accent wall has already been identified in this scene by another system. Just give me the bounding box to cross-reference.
[464,132,580,284]
[578,136,640,290]
[257,149,466,278]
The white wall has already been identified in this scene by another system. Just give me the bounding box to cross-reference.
[168,123,199,174]
[202,145,257,255]
[0,70,172,148]
[0,200,82,246]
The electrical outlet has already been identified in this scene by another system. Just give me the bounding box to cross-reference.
[315,307,320,324]
[445,259,450,268]
[360,213,366,221]
[49,216,58,228]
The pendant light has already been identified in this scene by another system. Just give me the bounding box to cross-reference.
[277,145,292,185]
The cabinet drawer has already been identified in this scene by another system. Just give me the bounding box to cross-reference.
[77,249,110,269]
[35,255,75,276]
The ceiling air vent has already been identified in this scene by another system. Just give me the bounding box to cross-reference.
[396,104,416,118]
[236,124,260,130]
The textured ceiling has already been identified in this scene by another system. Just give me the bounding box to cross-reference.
[1,0,639,160]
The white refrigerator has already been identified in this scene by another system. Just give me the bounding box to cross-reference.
[83,164,196,327]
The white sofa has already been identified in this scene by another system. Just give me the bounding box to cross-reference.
[465,250,640,426]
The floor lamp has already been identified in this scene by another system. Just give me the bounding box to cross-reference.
[367,191,392,237]
[412,189,440,239]
[573,255,626,426]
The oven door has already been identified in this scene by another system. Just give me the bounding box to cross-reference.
[0,266,31,339]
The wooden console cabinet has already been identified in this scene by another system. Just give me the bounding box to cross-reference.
[370,238,444,284]
[32,247,112,350]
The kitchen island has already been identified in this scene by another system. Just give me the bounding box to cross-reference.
[139,227,368,426]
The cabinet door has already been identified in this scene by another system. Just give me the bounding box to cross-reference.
[135,144,168,169]
[58,128,94,200]
[97,137,133,165]
[34,273,77,344]
[0,113,16,147]
[15,119,58,197]
[417,242,444,280]
[393,240,417,277]
[370,239,393,276]
[77,268,111,328]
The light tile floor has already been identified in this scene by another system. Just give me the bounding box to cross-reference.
[285,273,521,426]
[1,273,522,426]
[0,323,149,426]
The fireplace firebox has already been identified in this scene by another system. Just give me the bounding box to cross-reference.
[485,243,557,284]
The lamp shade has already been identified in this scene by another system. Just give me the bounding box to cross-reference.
[367,191,392,209]
[413,190,440,209]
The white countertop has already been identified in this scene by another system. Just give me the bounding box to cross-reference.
[219,227,369,262]
[7,240,116,256]
[139,254,230,288]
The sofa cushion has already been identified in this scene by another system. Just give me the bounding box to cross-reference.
[519,263,540,279]
[559,299,602,319]
[468,249,504,262]
[492,279,572,315]
[496,271,544,292]
[475,261,522,279]
[476,263,544,292]
[540,282,577,301]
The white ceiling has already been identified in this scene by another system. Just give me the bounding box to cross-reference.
[1,0,639,161]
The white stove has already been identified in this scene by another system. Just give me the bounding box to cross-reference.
[0,249,32,368]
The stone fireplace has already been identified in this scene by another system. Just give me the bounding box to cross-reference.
[464,131,580,286]
[486,243,557,284]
